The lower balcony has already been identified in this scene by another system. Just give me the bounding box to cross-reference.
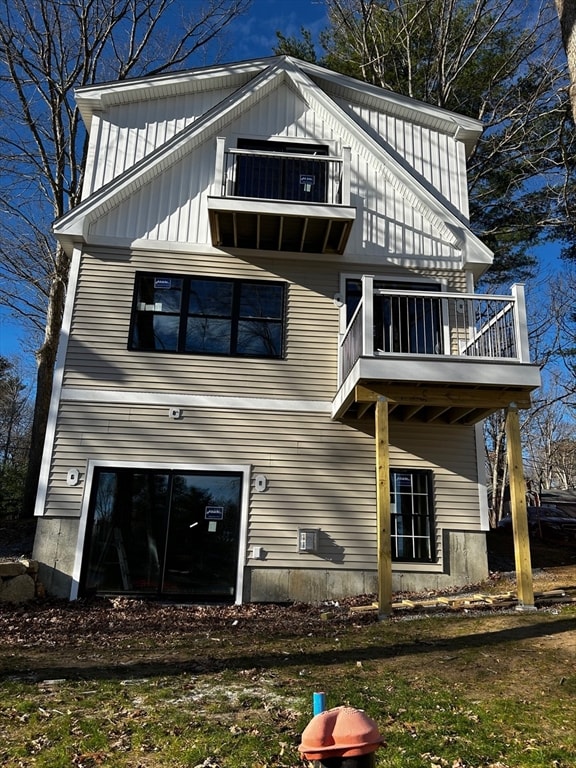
[333,278,541,423]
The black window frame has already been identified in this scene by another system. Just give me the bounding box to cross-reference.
[390,468,436,563]
[129,272,286,359]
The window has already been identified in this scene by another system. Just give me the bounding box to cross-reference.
[235,139,329,203]
[390,469,435,562]
[130,274,285,358]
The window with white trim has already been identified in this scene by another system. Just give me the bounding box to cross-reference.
[390,469,435,562]
[129,273,286,358]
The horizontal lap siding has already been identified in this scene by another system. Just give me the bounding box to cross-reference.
[64,248,339,399]
[391,422,481,563]
[45,402,481,570]
[45,403,378,568]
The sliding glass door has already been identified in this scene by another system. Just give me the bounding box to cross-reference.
[82,468,243,601]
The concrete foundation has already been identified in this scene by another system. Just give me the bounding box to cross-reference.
[248,531,489,602]
[32,517,79,599]
[32,518,488,603]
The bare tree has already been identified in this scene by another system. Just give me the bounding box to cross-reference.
[555,0,576,122]
[277,0,573,282]
[547,266,576,405]
[0,357,32,519]
[523,380,576,490]
[0,0,251,516]
[483,271,566,525]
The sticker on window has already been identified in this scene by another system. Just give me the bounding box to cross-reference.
[205,506,224,520]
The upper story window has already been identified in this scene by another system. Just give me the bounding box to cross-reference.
[235,139,329,203]
[129,273,286,358]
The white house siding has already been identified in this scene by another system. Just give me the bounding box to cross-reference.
[85,88,237,195]
[88,83,462,264]
[40,401,481,580]
[339,99,468,218]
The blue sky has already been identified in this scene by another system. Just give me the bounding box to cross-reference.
[222,0,327,61]
[0,0,566,369]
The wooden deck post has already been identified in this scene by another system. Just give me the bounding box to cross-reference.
[375,396,392,616]
[505,404,535,608]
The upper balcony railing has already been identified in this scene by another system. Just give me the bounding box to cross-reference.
[214,139,351,207]
[339,277,531,385]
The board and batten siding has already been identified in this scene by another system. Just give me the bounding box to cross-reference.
[63,247,340,399]
[88,83,462,263]
[85,88,237,196]
[42,401,481,572]
[340,100,469,218]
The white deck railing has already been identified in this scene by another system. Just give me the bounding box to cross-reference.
[339,278,531,384]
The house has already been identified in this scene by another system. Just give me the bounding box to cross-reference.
[32,56,541,611]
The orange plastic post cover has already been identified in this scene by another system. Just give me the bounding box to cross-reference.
[298,706,384,759]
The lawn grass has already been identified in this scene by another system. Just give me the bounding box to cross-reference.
[1,601,576,768]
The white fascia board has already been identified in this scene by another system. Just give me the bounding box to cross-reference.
[61,388,333,413]
[34,246,83,516]
[283,59,492,264]
[294,58,483,150]
[75,57,276,126]
[55,61,287,248]
[459,235,495,279]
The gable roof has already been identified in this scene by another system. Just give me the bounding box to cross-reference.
[75,56,483,155]
[56,56,492,274]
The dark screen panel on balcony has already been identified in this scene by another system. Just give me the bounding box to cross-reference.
[235,140,329,203]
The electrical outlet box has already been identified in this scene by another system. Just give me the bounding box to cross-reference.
[298,528,319,553]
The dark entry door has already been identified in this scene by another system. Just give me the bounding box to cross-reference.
[235,139,329,203]
[345,278,443,354]
[82,468,243,601]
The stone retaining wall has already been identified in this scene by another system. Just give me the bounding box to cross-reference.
[0,559,43,603]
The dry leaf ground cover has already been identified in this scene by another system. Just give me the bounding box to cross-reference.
[1,525,576,768]
[1,572,576,768]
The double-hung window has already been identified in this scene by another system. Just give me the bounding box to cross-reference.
[390,469,435,562]
[130,273,285,358]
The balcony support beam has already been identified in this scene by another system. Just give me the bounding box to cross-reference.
[505,404,535,609]
[375,396,393,618]
[356,384,532,411]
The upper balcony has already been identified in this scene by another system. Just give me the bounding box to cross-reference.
[333,278,541,423]
[207,138,356,254]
